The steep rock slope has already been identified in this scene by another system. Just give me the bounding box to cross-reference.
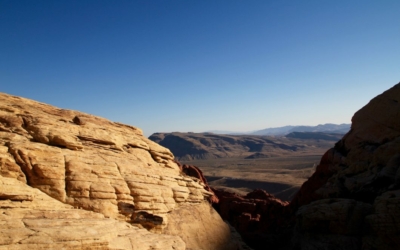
[0,92,244,249]
[292,83,400,207]
[290,83,400,249]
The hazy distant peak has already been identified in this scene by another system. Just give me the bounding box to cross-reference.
[251,123,351,136]
[199,124,351,136]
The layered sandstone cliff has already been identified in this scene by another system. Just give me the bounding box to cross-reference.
[0,175,186,249]
[0,92,246,249]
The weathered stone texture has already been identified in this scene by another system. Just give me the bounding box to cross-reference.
[0,175,186,250]
[0,92,245,249]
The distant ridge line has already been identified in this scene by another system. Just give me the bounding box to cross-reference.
[205,123,350,136]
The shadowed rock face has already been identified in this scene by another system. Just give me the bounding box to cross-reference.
[0,92,248,250]
[289,83,400,249]
[211,188,293,249]
[292,83,400,207]
[209,83,400,250]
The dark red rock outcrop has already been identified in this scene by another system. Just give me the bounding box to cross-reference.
[212,188,291,249]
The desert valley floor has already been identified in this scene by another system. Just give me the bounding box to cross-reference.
[150,131,339,201]
[182,154,325,201]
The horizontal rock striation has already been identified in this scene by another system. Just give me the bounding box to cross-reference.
[0,92,246,249]
[175,161,219,203]
[0,176,186,250]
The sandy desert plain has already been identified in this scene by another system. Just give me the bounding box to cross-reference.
[183,154,323,201]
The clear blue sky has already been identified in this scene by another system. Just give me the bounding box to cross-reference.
[1,1,399,136]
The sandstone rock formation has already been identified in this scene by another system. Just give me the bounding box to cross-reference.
[0,92,246,249]
[175,161,219,203]
[0,175,185,250]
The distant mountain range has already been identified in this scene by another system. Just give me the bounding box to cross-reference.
[149,132,342,161]
[206,123,350,136]
[251,123,350,136]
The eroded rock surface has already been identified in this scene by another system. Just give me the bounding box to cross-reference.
[0,176,186,250]
[0,92,245,249]
[176,161,219,203]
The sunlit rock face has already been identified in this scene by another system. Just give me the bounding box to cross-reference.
[0,176,186,250]
[291,83,400,249]
[0,92,246,249]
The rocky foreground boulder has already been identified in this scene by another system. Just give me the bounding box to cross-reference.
[210,83,400,250]
[0,92,248,249]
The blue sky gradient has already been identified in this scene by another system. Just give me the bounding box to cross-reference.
[1,0,399,136]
